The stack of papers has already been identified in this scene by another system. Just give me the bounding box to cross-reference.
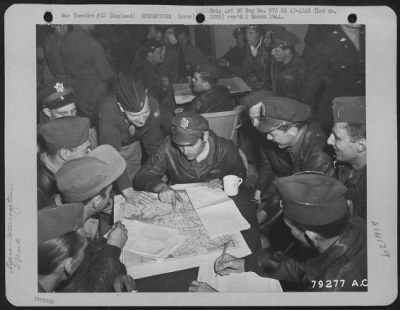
[218,77,252,94]
[185,186,250,237]
[122,220,185,260]
[173,83,195,104]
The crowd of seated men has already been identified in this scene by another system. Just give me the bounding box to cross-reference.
[36,23,367,293]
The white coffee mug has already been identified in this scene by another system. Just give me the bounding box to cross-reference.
[223,175,243,196]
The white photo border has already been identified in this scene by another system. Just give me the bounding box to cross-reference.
[4,4,397,307]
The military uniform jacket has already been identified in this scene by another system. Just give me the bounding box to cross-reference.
[245,217,367,291]
[98,94,165,191]
[255,123,334,193]
[337,163,367,219]
[57,237,126,292]
[37,155,58,210]
[223,46,246,67]
[43,32,69,79]
[229,40,271,89]
[61,27,116,122]
[159,44,180,84]
[272,53,305,101]
[302,25,365,129]
[182,85,234,114]
[134,135,246,192]
[134,58,164,102]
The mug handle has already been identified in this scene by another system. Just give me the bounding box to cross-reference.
[237,178,243,186]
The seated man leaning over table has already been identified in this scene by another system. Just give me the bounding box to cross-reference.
[134,112,246,206]
[178,63,234,114]
[190,172,367,292]
[54,145,134,292]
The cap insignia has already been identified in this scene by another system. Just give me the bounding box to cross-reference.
[180,117,189,129]
[54,82,65,100]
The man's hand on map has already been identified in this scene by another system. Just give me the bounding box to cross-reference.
[113,275,136,292]
[106,221,128,249]
[206,178,223,190]
[188,281,218,292]
[214,253,245,276]
[155,183,183,209]
[123,187,155,208]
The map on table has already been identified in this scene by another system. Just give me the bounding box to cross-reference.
[114,190,251,279]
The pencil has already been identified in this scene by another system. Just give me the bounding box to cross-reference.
[280,241,295,259]
[215,241,230,277]
[221,240,230,256]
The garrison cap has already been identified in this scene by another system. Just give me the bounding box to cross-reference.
[271,28,300,48]
[38,203,84,245]
[171,112,209,145]
[56,145,126,203]
[332,96,366,124]
[38,117,90,152]
[116,72,147,113]
[38,79,76,109]
[257,97,311,133]
[275,172,348,226]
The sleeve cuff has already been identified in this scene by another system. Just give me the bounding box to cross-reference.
[102,244,122,259]
[244,252,260,273]
[116,170,132,192]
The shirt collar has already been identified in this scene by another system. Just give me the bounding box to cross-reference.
[198,135,216,165]
[41,153,58,175]
[250,36,264,57]
[196,140,209,163]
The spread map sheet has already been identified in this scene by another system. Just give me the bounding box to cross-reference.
[114,190,251,279]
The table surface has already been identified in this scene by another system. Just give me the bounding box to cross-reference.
[173,76,251,104]
[135,186,261,292]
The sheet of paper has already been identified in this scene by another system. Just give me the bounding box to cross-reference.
[175,95,196,105]
[196,200,250,237]
[197,263,283,293]
[115,190,251,279]
[171,183,205,190]
[186,186,250,237]
[218,77,252,94]
[186,186,230,209]
[122,220,185,260]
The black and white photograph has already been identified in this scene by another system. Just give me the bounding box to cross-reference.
[4,4,397,307]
